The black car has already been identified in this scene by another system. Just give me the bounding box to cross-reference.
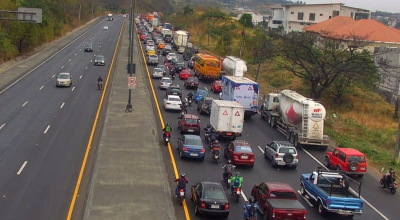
[84,44,93,52]
[162,47,172,56]
[197,97,213,114]
[193,45,200,53]
[166,85,182,99]
[191,181,229,218]
[174,62,185,74]
[165,36,171,43]
[185,77,199,89]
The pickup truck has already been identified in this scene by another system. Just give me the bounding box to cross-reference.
[251,182,307,220]
[300,168,363,218]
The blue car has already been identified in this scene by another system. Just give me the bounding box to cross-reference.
[193,89,208,103]
[177,135,205,160]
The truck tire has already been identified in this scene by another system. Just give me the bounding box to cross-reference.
[324,156,331,168]
[349,161,359,172]
[300,183,306,196]
[318,200,327,216]
[283,153,294,163]
[271,117,277,128]
[268,115,272,126]
[293,135,301,149]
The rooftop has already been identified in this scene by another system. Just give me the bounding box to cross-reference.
[303,16,400,44]
[281,3,369,11]
[337,148,365,155]
[265,182,295,191]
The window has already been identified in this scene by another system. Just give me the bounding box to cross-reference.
[272,20,282,24]
[204,189,225,200]
[269,191,296,198]
[279,147,296,154]
[339,152,346,162]
[354,13,369,20]
[320,13,323,16]
[309,13,315,21]
[291,11,294,14]
[184,119,197,124]
[332,10,339,17]
[235,146,253,153]
[185,139,202,146]
[298,12,304,20]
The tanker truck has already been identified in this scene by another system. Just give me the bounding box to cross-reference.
[260,90,329,150]
[221,56,247,77]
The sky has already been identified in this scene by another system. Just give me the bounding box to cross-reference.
[304,0,400,13]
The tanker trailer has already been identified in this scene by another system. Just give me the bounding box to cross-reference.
[260,90,329,150]
[221,56,247,77]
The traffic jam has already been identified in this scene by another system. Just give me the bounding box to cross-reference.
[135,12,394,220]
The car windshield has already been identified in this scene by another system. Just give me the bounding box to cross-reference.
[170,89,180,93]
[96,56,104,60]
[185,139,202,146]
[150,55,157,58]
[176,63,184,67]
[235,146,252,153]
[214,81,222,85]
[269,191,296,199]
[154,68,162,72]
[196,90,207,96]
[279,147,296,154]
[85,45,92,48]
[168,97,180,102]
[162,79,172,83]
[318,176,343,186]
[185,119,197,124]
[157,66,165,69]
[204,99,213,105]
[58,74,69,79]
[187,78,197,82]
[348,156,365,163]
[165,46,171,49]
[203,189,225,200]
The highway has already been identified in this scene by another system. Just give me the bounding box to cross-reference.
[0,17,124,220]
[137,30,398,220]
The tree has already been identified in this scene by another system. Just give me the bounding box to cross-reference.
[395,22,400,30]
[211,22,237,56]
[200,9,227,45]
[182,4,194,29]
[272,31,377,99]
[239,13,253,28]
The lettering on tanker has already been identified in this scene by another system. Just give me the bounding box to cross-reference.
[310,107,324,121]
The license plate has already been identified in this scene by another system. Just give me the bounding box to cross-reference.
[190,153,198,156]
[227,179,231,184]
[211,205,219,209]
[191,83,194,86]
[215,155,219,159]
[241,156,248,159]
[236,190,241,195]
[188,129,193,132]
[278,161,286,165]
[180,191,185,196]
[165,138,169,142]
[226,133,232,135]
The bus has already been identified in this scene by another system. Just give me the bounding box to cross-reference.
[193,54,222,80]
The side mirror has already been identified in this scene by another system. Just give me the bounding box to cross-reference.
[266,144,270,147]
[305,177,309,181]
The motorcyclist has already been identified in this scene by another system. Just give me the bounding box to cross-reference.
[243,197,258,219]
[210,140,221,157]
[230,172,243,195]
[164,59,167,66]
[204,125,212,143]
[386,168,395,186]
[209,129,218,146]
[187,92,193,101]
[174,173,188,197]
[222,160,234,180]
[163,123,171,139]
[180,103,187,114]
[97,76,103,89]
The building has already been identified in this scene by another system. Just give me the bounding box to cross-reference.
[304,16,400,102]
[388,17,397,28]
[268,3,370,33]
[237,11,264,26]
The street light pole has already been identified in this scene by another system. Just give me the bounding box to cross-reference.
[126,0,135,112]
[239,19,245,58]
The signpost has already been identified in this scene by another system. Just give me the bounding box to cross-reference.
[128,77,137,88]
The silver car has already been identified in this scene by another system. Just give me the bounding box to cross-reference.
[157,64,167,75]
[177,46,185,54]
[166,53,177,61]
[94,55,105,66]
[56,72,72,87]
[152,68,164,79]
[264,141,299,169]
[159,77,172,90]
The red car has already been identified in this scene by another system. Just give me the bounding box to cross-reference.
[179,69,192,80]
[140,34,146,41]
[211,80,222,93]
[137,29,142,34]
[325,148,367,178]
[224,140,254,168]
[178,114,201,134]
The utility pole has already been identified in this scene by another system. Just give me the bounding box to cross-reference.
[91,3,94,18]
[239,19,245,58]
[394,118,400,163]
[255,41,266,82]
[78,3,81,24]
[126,0,136,112]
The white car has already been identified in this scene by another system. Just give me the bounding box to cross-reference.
[56,72,72,87]
[152,68,164,79]
[146,44,155,51]
[159,77,172,90]
[163,95,182,111]
[103,26,109,30]
[166,53,177,61]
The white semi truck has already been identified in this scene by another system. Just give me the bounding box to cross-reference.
[172,30,189,49]
[210,100,244,139]
[260,90,329,150]
[107,13,113,21]
[221,56,247,77]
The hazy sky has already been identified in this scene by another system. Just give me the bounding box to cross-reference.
[304,0,400,13]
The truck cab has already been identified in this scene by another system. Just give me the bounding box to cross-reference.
[261,93,279,112]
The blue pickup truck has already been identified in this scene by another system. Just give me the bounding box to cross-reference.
[299,168,363,218]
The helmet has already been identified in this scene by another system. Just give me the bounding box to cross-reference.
[180,173,186,178]
[207,124,211,128]
[227,160,231,164]
[236,172,240,176]
[166,123,170,127]
[248,197,254,203]
[212,140,219,144]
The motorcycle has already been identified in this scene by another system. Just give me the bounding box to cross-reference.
[243,202,258,220]
[163,131,170,144]
[232,187,242,203]
[224,172,232,189]
[210,145,220,163]
[97,81,103,90]
[380,174,398,194]
[172,74,176,80]
[187,97,192,106]
[177,188,185,205]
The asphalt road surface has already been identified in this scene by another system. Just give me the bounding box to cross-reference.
[137,31,398,220]
[0,18,123,220]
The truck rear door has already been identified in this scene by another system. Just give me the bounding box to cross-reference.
[229,106,244,134]
[274,209,306,219]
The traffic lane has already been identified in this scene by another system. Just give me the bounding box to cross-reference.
[0,19,123,220]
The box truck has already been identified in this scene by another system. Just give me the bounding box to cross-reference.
[260,90,330,150]
[173,30,189,49]
[210,100,244,139]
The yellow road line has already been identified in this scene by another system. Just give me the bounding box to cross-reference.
[136,29,191,220]
[66,20,125,220]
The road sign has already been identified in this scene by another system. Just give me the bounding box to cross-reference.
[235,111,240,116]
[222,110,228,115]
[128,77,136,88]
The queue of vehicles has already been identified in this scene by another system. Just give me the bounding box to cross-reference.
[136,14,397,220]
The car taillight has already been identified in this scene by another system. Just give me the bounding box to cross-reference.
[201,149,205,153]
[296,155,299,159]
[361,166,365,170]
[183,147,188,151]
[303,212,307,219]
[253,101,257,105]
[161,83,164,85]
[166,102,171,105]
[275,153,279,158]
[233,154,238,160]
[272,209,276,219]
[224,203,229,210]
[200,202,206,209]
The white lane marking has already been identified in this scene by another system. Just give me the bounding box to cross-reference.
[0,124,5,130]
[85,67,88,69]
[79,75,82,79]
[204,87,208,91]
[52,74,56,78]
[75,53,77,56]
[297,190,314,207]
[17,161,28,175]
[257,146,264,153]
[90,60,92,62]
[39,86,44,90]
[80,49,82,51]
[302,149,389,220]
[93,54,96,57]
[22,101,28,107]
[241,191,248,202]
[43,125,51,134]
[61,66,65,69]
[100,46,102,48]
[97,50,99,51]
[69,59,71,62]
[0,20,103,95]
[72,87,75,91]
[60,103,65,108]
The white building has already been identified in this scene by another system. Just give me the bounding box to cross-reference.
[237,12,264,26]
[268,3,371,33]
